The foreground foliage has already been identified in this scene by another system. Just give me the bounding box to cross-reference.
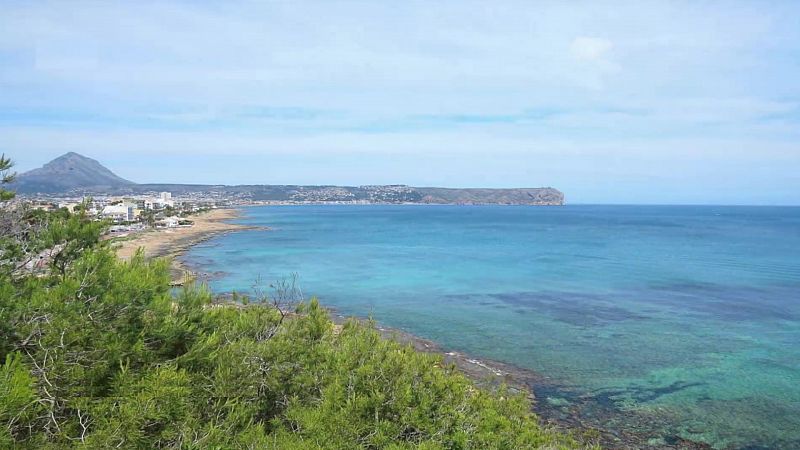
[0,207,591,449]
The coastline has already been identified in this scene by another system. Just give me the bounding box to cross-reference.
[112,207,261,283]
[141,206,712,450]
[327,312,711,450]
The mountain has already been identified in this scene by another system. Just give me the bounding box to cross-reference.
[12,152,135,194]
[13,152,565,205]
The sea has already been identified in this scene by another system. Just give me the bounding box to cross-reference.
[182,205,800,449]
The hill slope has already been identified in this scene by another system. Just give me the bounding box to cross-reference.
[12,152,134,194]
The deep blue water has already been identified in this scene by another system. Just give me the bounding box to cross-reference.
[184,205,800,449]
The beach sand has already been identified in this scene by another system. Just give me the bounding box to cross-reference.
[112,208,256,282]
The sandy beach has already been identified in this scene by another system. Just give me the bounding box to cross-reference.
[112,208,256,282]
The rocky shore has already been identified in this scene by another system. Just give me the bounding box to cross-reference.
[328,311,713,450]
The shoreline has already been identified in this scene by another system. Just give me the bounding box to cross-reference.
[111,207,263,283]
[134,206,711,450]
[326,312,711,450]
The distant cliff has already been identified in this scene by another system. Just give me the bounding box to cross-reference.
[13,153,564,205]
[417,187,564,205]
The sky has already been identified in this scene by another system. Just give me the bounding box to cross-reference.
[1,1,799,204]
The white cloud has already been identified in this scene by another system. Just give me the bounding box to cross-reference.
[570,37,614,63]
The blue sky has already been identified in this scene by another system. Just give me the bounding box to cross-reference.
[1,1,799,204]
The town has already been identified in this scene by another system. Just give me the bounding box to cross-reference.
[13,184,433,236]
[21,191,222,234]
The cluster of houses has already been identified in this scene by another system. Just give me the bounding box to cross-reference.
[97,192,175,223]
[32,192,216,232]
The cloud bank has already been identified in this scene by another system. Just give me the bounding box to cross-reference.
[1,1,798,203]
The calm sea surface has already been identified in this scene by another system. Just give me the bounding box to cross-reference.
[183,205,800,449]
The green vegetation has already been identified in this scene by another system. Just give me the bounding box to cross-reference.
[0,154,16,202]
[0,160,592,449]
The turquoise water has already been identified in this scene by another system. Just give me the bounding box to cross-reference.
[184,205,800,449]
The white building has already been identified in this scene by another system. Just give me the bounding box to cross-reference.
[102,204,137,222]
[156,216,181,228]
[144,192,175,210]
